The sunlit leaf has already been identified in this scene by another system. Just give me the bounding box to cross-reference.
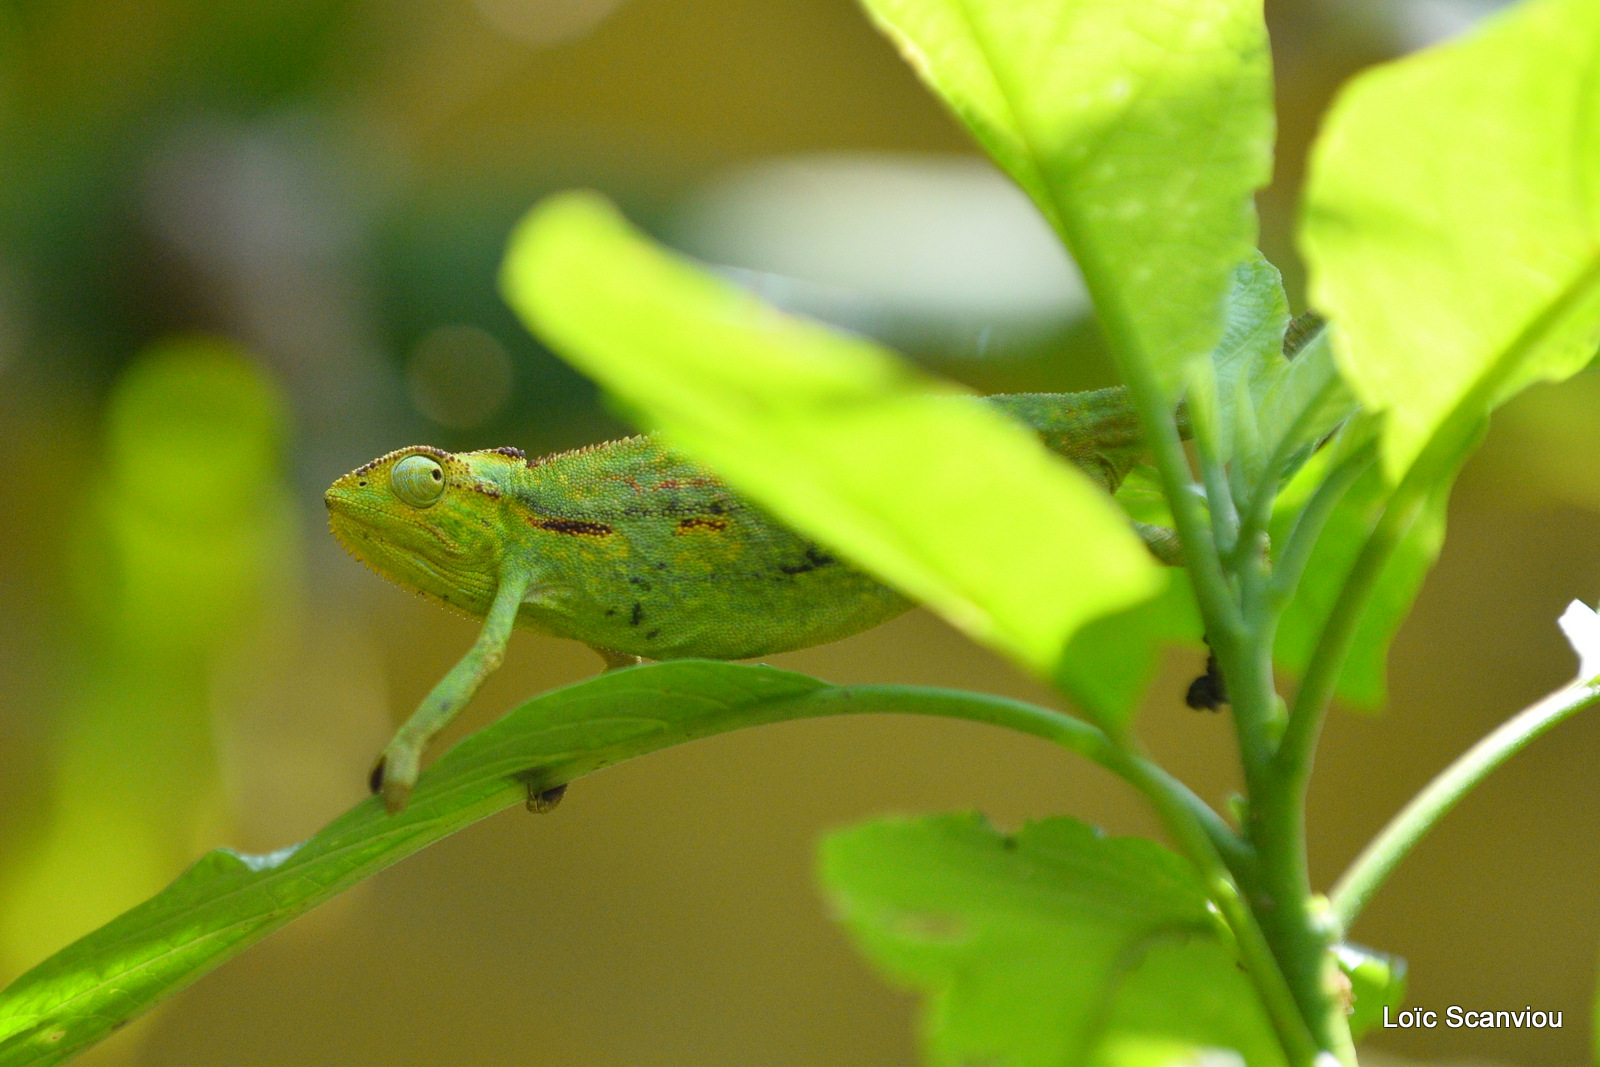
[821,813,1285,1067]
[1043,468,1201,730]
[1301,0,1600,482]
[501,192,1160,674]
[0,663,1108,1066]
[858,0,1274,398]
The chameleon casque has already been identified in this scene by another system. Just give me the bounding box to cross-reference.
[326,387,1183,812]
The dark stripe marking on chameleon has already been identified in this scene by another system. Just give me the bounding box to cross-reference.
[532,518,615,536]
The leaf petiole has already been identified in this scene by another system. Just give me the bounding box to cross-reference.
[1330,677,1600,932]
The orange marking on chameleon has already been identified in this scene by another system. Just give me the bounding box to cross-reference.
[674,516,729,534]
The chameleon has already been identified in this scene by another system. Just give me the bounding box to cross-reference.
[326,387,1185,813]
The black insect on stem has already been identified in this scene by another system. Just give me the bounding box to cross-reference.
[1185,645,1228,712]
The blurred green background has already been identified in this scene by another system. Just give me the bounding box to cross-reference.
[1,0,1597,1063]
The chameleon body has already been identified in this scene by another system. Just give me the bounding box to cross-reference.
[326,388,1175,811]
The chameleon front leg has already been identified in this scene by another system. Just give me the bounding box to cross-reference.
[372,567,536,813]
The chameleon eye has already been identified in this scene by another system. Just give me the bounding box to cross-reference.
[391,454,446,508]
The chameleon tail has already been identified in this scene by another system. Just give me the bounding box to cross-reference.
[985,389,1189,565]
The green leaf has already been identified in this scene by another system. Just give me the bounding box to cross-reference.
[500,192,1160,674]
[1210,253,1290,462]
[1272,435,1451,708]
[1055,570,1202,732]
[1335,942,1406,1041]
[821,813,1286,1067]
[857,0,1275,397]
[1048,470,1203,730]
[0,663,1114,1066]
[1090,938,1287,1067]
[1202,260,1359,495]
[1301,0,1600,482]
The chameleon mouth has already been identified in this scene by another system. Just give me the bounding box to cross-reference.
[325,505,386,576]
[325,500,496,615]
[324,489,381,559]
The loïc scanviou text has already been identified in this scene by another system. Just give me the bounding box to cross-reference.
[1382,1006,1562,1029]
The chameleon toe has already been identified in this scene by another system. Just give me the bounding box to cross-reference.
[381,778,413,815]
[526,783,568,813]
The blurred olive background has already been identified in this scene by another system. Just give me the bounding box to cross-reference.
[1,0,1596,1064]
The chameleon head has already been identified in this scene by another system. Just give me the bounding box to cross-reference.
[325,445,523,616]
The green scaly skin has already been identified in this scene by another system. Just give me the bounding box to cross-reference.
[326,387,1180,812]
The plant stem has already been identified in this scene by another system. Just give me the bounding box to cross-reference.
[1226,440,1370,1065]
[1330,678,1600,931]
[1098,363,1320,1060]
[1253,408,1483,1063]
[1230,590,1356,1063]
[1049,238,1336,1059]
[1048,238,1242,654]
[1243,469,1418,1066]
[1104,334,1284,794]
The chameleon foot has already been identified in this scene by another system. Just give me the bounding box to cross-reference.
[526,782,568,813]
[370,740,422,814]
[591,646,646,672]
